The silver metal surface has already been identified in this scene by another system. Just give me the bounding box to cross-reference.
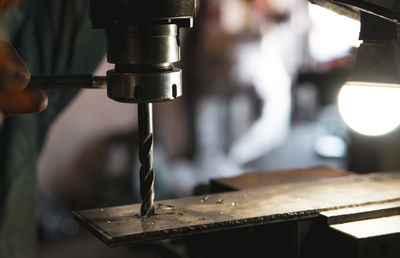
[105,23,182,103]
[107,68,182,103]
[74,171,400,247]
[107,24,179,65]
[90,0,193,104]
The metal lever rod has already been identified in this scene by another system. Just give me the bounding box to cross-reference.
[30,75,107,89]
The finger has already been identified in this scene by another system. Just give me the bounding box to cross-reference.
[0,86,48,116]
[0,0,23,13]
[0,42,30,91]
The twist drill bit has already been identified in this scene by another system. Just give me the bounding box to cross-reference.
[138,103,155,216]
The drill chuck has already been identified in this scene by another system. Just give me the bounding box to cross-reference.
[90,0,194,104]
[106,24,183,103]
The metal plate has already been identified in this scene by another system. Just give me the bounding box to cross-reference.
[73,172,400,247]
[210,166,355,192]
[321,201,400,225]
[331,215,400,239]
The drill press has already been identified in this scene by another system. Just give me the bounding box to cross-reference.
[71,2,400,256]
[90,0,195,216]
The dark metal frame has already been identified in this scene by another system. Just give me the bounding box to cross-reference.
[310,0,400,24]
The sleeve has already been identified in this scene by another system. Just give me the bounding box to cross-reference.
[0,1,106,257]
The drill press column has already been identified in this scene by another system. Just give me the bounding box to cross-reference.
[90,0,195,216]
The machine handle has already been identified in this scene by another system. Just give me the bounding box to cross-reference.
[30,74,107,89]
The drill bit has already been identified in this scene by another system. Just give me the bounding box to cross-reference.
[138,103,155,216]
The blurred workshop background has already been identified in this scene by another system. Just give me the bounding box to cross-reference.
[33,0,400,257]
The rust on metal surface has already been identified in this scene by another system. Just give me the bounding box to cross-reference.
[73,171,400,246]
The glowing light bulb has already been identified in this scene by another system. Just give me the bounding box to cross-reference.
[338,83,400,136]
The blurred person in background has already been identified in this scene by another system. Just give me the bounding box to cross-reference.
[227,0,309,164]
[182,0,309,181]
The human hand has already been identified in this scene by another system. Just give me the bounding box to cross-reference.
[0,42,48,117]
[0,0,23,14]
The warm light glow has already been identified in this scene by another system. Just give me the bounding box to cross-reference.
[338,83,400,136]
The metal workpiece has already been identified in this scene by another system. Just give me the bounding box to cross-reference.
[74,171,400,246]
[107,68,182,103]
[330,214,400,239]
[321,202,400,258]
[31,75,107,89]
[107,24,180,65]
[321,201,400,225]
[138,103,155,217]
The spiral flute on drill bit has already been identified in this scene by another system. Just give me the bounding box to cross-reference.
[138,103,155,216]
